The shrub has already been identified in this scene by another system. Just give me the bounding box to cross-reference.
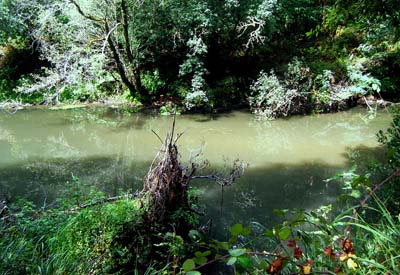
[376,106,400,214]
[249,70,290,118]
[249,59,311,119]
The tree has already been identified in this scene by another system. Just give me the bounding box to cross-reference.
[65,0,149,100]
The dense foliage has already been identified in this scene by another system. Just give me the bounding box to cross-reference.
[0,0,398,113]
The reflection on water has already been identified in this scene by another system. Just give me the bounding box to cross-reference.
[0,106,391,229]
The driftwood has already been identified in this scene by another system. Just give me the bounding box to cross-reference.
[141,117,247,225]
[141,118,196,223]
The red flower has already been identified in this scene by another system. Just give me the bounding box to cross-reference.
[294,247,303,259]
[287,240,297,247]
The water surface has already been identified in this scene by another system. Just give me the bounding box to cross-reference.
[0,106,391,230]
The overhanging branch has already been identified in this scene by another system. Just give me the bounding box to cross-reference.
[69,0,104,23]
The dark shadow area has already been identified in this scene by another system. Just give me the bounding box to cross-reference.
[342,144,387,170]
[0,143,385,219]
[196,162,343,237]
[0,143,386,275]
[183,111,238,123]
[194,144,387,239]
[0,155,150,206]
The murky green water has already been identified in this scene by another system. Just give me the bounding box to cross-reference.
[0,106,391,230]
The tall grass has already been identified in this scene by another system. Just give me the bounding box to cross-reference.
[341,198,400,274]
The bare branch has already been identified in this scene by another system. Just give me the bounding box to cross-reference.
[237,16,266,48]
[69,0,104,23]
[192,159,248,187]
[151,130,163,144]
[102,22,121,54]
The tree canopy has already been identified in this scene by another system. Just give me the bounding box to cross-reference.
[0,0,399,112]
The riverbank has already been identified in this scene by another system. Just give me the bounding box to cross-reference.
[0,93,398,118]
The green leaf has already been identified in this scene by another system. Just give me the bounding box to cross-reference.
[350,190,361,199]
[237,255,253,269]
[259,260,268,269]
[194,256,207,265]
[194,250,211,257]
[201,250,211,257]
[227,256,237,266]
[242,227,251,236]
[186,272,201,275]
[229,248,247,257]
[217,242,229,250]
[229,224,243,236]
[278,228,291,240]
[182,259,195,272]
[273,209,288,217]
[189,230,202,242]
[264,229,274,237]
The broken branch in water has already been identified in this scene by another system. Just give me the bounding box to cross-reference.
[191,159,248,187]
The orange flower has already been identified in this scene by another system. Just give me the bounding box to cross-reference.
[266,256,284,274]
[324,245,335,260]
[341,238,355,254]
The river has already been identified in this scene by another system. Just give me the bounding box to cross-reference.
[0,106,391,231]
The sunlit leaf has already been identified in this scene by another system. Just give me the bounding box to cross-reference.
[227,256,237,266]
[182,259,195,272]
[229,248,247,257]
[278,228,291,240]
[346,258,358,270]
[350,190,361,199]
